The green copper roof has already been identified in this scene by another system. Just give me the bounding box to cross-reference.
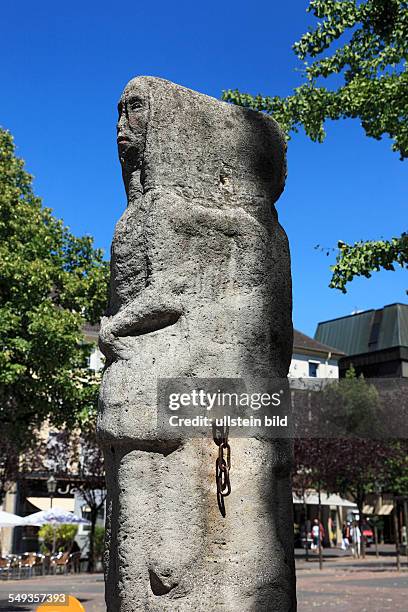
[315,303,408,356]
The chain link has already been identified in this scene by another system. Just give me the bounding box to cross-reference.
[213,423,231,517]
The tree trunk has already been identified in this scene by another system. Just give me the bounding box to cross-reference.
[87,509,97,573]
[394,500,401,572]
[318,487,323,570]
[304,497,309,562]
[403,500,408,567]
[374,523,379,559]
[357,492,365,559]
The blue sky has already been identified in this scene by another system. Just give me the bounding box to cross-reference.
[2,0,406,336]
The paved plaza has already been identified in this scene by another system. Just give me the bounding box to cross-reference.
[0,552,407,611]
[297,557,408,611]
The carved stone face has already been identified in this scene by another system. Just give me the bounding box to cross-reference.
[116,81,149,171]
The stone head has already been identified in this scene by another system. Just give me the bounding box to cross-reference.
[116,79,150,174]
[116,76,287,212]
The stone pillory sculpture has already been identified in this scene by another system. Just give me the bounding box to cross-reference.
[98,76,296,611]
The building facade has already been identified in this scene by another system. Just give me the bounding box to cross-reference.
[0,325,105,556]
[315,303,408,378]
[289,329,354,547]
[289,329,345,379]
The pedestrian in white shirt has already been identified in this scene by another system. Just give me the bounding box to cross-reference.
[350,522,361,558]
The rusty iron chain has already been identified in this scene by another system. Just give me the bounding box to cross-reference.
[213,422,231,517]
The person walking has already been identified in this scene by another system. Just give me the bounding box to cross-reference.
[341,522,350,551]
[350,521,361,558]
[328,516,335,547]
[311,519,320,553]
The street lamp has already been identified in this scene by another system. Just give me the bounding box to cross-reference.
[46,474,57,509]
[46,474,57,556]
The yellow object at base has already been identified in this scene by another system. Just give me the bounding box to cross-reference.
[37,595,85,611]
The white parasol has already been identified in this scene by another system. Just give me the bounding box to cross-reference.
[0,510,26,527]
[23,507,91,526]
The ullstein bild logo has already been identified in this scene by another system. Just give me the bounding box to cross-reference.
[157,378,291,438]
[167,413,288,428]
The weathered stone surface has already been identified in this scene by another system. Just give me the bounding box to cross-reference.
[98,76,296,611]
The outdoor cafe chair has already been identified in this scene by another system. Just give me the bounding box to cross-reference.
[50,552,70,575]
[0,556,12,580]
[50,551,82,575]
[0,555,22,580]
[18,552,44,578]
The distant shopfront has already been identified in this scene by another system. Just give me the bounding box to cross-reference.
[7,473,101,555]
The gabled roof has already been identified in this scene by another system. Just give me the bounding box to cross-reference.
[315,303,408,356]
[293,329,345,357]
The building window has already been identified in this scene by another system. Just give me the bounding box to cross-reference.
[308,362,319,377]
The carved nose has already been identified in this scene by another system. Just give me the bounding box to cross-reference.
[117,113,127,132]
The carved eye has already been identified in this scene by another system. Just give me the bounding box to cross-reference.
[128,97,144,111]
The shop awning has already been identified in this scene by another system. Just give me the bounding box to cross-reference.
[377,503,394,515]
[26,497,75,513]
[293,492,357,508]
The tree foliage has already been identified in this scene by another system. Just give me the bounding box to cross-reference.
[294,437,394,525]
[0,422,53,505]
[383,440,408,496]
[319,366,384,437]
[223,0,408,158]
[223,1,407,292]
[33,417,106,572]
[38,524,78,555]
[293,372,401,522]
[75,417,106,573]
[0,432,19,504]
[0,127,109,440]
[329,233,408,292]
[93,526,105,563]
